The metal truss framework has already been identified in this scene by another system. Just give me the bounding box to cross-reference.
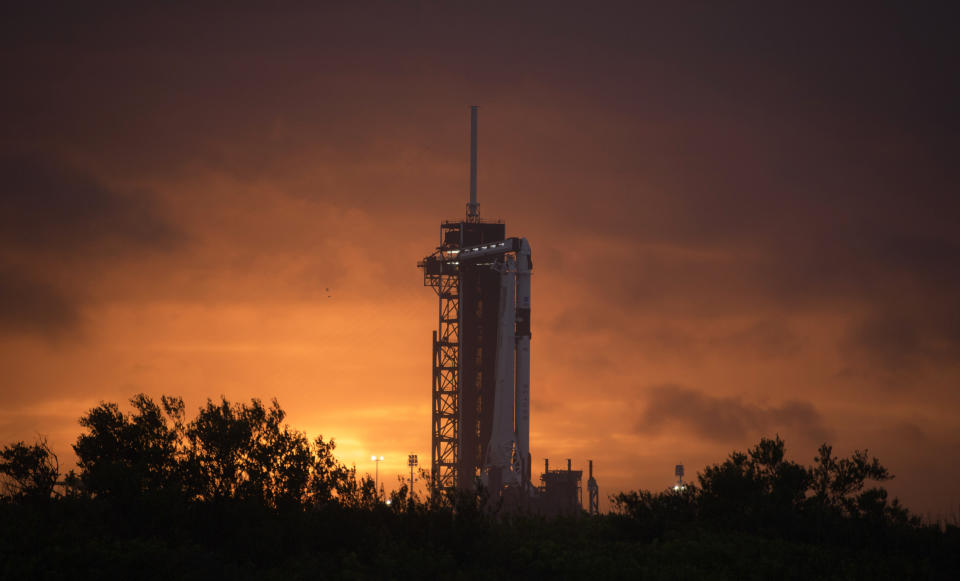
[427,267,459,496]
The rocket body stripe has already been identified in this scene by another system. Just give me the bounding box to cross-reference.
[516,238,531,488]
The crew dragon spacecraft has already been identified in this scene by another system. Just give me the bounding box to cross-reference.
[418,106,534,498]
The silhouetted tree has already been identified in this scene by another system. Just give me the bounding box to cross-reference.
[71,393,351,507]
[73,394,183,498]
[611,485,699,539]
[334,465,380,509]
[185,397,313,505]
[807,442,916,526]
[698,435,810,532]
[0,439,59,502]
[306,435,350,506]
[614,436,913,540]
[388,482,411,512]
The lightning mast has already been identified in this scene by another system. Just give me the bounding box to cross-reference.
[467,105,479,222]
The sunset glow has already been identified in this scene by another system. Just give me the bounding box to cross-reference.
[2,3,958,518]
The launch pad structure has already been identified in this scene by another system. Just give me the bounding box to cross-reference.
[418,107,597,513]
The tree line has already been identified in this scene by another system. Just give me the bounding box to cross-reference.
[2,394,384,508]
[1,394,957,579]
[611,435,925,545]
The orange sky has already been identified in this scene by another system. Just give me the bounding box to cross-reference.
[1,2,958,515]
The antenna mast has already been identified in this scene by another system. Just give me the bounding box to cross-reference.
[466,105,480,222]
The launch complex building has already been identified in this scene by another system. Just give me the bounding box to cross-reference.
[418,107,599,515]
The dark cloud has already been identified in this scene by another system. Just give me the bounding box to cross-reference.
[0,153,182,259]
[636,384,831,443]
[842,307,960,377]
[541,204,958,379]
[0,266,79,337]
[546,303,801,362]
[0,153,183,337]
[712,320,801,360]
[889,422,927,446]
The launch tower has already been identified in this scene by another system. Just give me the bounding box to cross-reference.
[418,106,532,497]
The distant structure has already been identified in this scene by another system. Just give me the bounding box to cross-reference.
[539,458,582,515]
[587,460,599,515]
[418,107,594,514]
[673,464,685,491]
[407,454,418,499]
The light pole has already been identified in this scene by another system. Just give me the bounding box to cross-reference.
[407,454,418,500]
[371,455,384,497]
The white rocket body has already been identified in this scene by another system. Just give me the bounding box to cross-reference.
[487,255,518,485]
[479,238,531,491]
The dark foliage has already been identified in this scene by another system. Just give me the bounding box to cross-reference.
[2,398,957,579]
[0,439,58,502]
[73,395,182,499]
[70,394,354,508]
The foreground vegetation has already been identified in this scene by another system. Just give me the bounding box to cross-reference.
[1,394,957,579]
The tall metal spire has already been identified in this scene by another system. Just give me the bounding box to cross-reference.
[466,105,480,222]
